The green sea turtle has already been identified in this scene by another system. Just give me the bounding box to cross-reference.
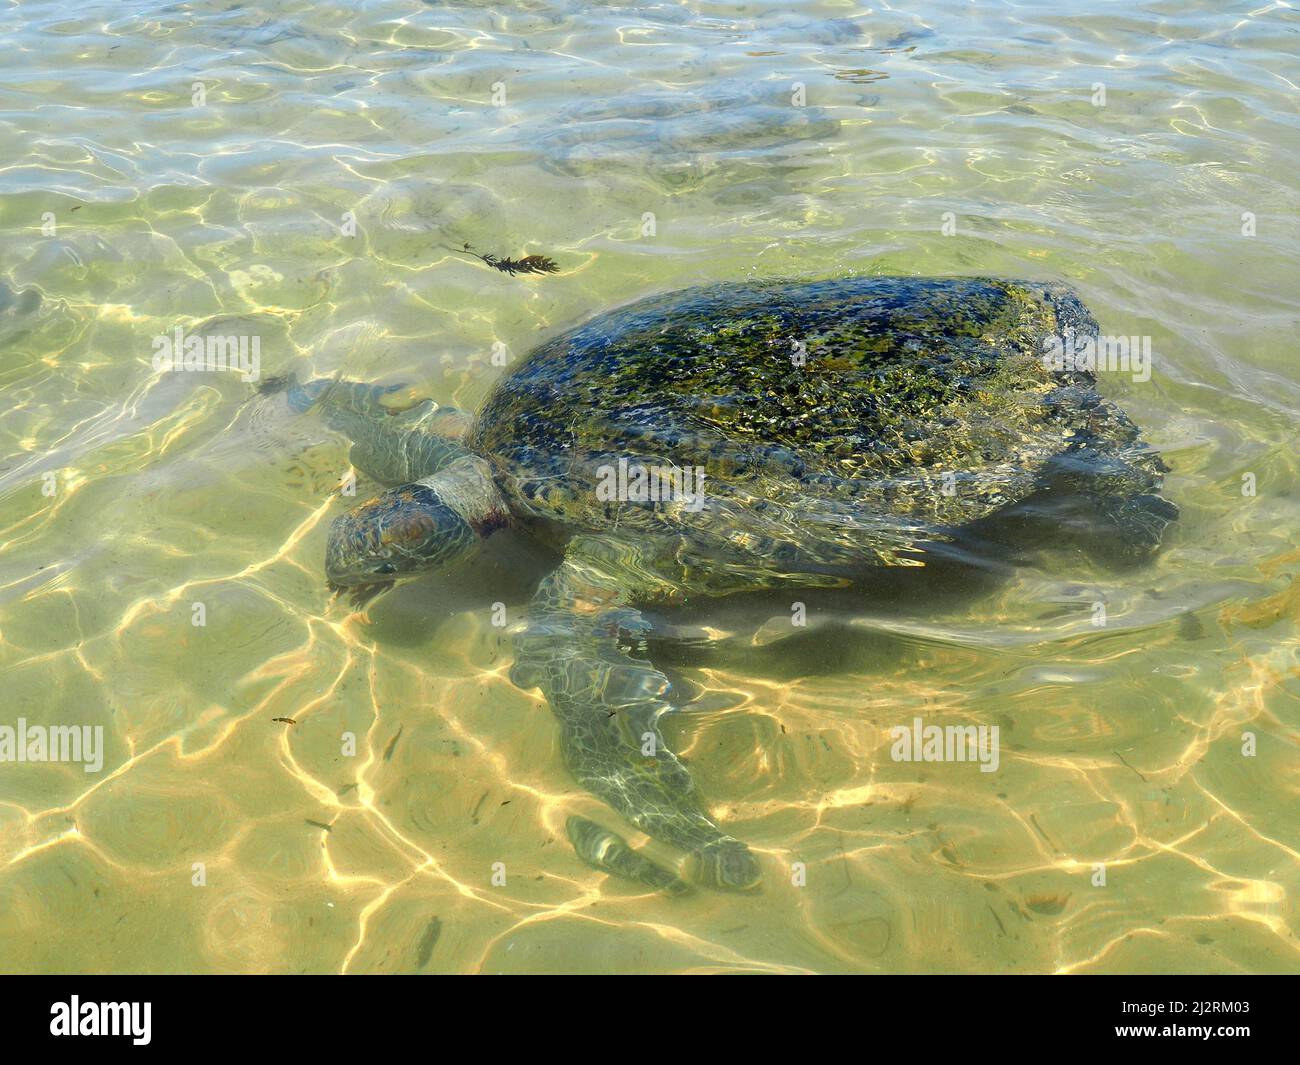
[273,276,1177,894]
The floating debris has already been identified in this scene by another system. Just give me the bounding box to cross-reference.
[461,243,560,276]
[831,68,889,84]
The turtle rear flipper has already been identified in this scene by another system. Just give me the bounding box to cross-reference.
[1045,439,1178,565]
[512,535,762,893]
[1096,491,1179,563]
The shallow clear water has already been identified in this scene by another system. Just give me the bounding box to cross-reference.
[0,0,1296,974]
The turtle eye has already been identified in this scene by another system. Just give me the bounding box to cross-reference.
[375,562,397,575]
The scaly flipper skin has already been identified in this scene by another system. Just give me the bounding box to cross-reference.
[344,404,476,485]
[512,535,764,892]
[566,816,690,896]
[260,373,475,484]
[1040,403,1178,563]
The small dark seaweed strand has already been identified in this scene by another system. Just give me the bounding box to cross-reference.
[440,242,559,275]
[415,916,442,969]
[383,724,403,762]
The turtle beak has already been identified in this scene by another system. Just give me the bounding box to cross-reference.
[327,578,394,609]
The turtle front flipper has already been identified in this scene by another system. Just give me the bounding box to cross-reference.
[566,816,690,896]
[512,535,762,893]
[264,373,476,484]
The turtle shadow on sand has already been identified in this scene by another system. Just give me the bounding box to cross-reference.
[264,275,1178,897]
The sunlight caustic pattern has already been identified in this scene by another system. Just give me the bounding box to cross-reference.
[0,0,1296,973]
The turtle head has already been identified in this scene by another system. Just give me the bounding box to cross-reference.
[326,456,508,604]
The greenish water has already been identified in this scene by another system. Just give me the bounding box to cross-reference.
[0,0,1297,973]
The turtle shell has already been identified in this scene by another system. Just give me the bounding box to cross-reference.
[468,277,1122,571]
